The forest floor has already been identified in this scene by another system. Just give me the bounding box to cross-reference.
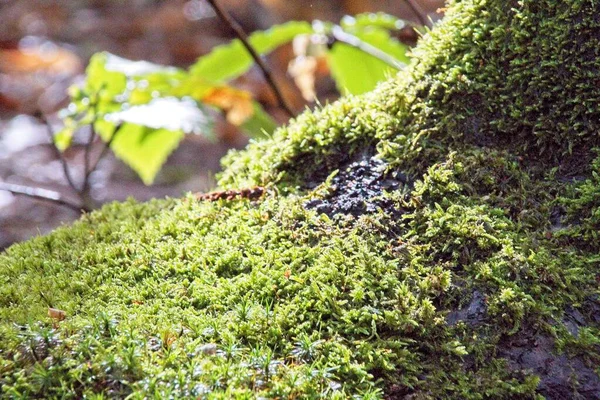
[0,0,443,249]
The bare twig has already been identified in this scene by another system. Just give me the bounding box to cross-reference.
[82,123,97,194]
[35,112,79,193]
[0,182,87,212]
[86,123,123,182]
[205,0,295,118]
[404,0,429,28]
[330,26,406,70]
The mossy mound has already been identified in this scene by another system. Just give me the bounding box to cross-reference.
[2,0,600,398]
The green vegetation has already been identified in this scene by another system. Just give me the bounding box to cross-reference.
[58,13,411,185]
[2,0,600,398]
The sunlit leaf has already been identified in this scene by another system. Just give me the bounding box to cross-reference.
[327,27,410,95]
[190,21,312,83]
[95,121,186,185]
[53,126,75,151]
[341,12,408,31]
[104,97,212,136]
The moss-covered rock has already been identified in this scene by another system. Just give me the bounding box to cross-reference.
[2,0,600,398]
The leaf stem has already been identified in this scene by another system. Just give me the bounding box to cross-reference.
[0,182,88,212]
[205,0,295,118]
[330,26,406,70]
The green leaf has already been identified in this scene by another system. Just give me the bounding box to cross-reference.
[240,102,277,139]
[190,21,313,83]
[341,12,408,31]
[53,126,75,151]
[104,97,213,137]
[96,121,185,185]
[327,27,410,95]
[101,97,213,185]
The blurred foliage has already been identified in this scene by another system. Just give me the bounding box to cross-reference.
[58,12,414,185]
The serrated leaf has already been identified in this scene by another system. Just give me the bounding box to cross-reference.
[96,121,185,185]
[327,27,410,95]
[190,21,313,82]
[101,98,213,185]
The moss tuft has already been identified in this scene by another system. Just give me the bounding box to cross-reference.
[2,0,600,398]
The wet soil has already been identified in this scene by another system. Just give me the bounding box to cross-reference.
[303,150,410,219]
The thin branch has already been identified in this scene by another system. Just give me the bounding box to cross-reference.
[82,122,97,194]
[330,26,406,70]
[35,111,79,193]
[0,182,87,212]
[205,0,295,118]
[81,124,98,200]
[86,123,123,182]
[404,0,429,28]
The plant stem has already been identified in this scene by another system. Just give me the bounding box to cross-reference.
[205,0,295,118]
[82,122,97,195]
[330,26,406,70]
[404,0,429,28]
[0,182,87,212]
[36,112,79,193]
[86,123,123,179]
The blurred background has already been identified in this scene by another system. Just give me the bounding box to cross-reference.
[0,0,444,249]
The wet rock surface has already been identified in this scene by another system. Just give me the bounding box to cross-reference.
[498,323,600,399]
[304,151,410,218]
[390,292,600,399]
[446,290,487,327]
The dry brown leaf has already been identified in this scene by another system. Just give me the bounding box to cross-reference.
[48,307,66,321]
[0,43,81,75]
[202,86,254,126]
[288,55,318,102]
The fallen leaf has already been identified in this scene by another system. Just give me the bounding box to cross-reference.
[202,86,254,125]
[288,34,329,102]
[288,55,318,101]
[48,307,66,321]
[0,40,81,75]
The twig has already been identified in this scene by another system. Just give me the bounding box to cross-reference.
[205,0,295,118]
[86,123,123,181]
[82,122,97,195]
[404,0,429,28]
[330,26,406,70]
[35,111,79,193]
[0,182,87,212]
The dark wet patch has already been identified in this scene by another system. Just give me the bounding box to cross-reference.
[446,290,487,327]
[304,151,410,218]
[497,323,600,400]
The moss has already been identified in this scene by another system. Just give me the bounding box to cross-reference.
[2,0,600,398]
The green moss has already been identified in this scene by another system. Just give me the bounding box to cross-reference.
[2,0,600,398]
